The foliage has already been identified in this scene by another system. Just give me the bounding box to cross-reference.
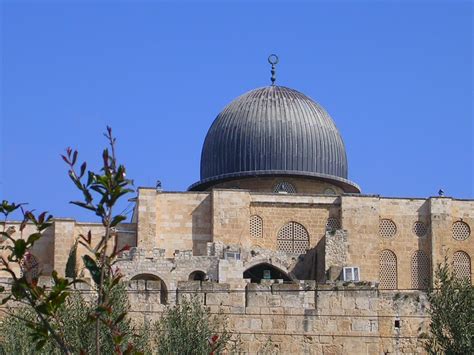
[153,297,232,354]
[0,285,150,355]
[0,127,136,354]
[0,202,77,354]
[65,240,78,279]
[423,259,474,354]
[61,126,135,354]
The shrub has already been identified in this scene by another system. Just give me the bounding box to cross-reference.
[423,260,474,354]
[0,285,150,355]
[153,297,231,354]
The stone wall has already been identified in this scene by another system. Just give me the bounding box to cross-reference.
[126,281,429,354]
[430,198,474,272]
[156,191,212,257]
[341,195,474,289]
[212,190,251,247]
[248,193,339,252]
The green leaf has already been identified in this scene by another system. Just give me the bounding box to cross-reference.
[110,215,126,227]
[79,162,87,178]
[82,255,101,285]
[35,303,51,316]
[35,338,47,351]
[70,201,96,212]
[27,233,42,246]
[13,239,27,259]
[0,295,11,305]
[114,312,127,325]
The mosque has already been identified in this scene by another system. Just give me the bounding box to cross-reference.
[15,55,473,293]
[4,55,473,353]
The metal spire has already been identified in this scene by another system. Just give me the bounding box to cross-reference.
[268,54,279,86]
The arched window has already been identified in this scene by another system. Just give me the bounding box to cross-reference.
[411,251,430,290]
[131,274,168,304]
[273,181,296,193]
[277,222,309,254]
[323,188,336,195]
[379,250,397,289]
[250,215,263,238]
[453,251,471,282]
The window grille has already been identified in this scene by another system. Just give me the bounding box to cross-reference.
[324,188,336,195]
[277,222,309,254]
[452,221,470,241]
[379,250,397,289]
[412,221,428,237]
[379,219,397,238]
[411,250,430,289]
[326,217,341,231]
[273,181,296,194]
[250,215,263,238]
[453,251,471,282]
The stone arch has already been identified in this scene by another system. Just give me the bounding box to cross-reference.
[379,250,397,289]
[453,251,471,282]
[277,221,309,254]
[411,250,431,289]
[131,273,168,304]
[243,262,292,283]
[188,270,207,281]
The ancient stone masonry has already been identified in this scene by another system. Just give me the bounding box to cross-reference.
[2,67,473,354]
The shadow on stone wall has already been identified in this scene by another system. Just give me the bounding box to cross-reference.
[290,237,325,282]
[191,195,212,256]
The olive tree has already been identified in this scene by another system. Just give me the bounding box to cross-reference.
[423,259,474,354]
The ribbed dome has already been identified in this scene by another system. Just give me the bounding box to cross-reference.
[189,85,359,192]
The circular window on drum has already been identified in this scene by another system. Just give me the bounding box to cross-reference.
[452,221,470,241]
[413,221,428,237]
[273,181,296,194]
[379,219,397,238]
[323,188,336,195]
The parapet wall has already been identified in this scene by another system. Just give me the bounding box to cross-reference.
[0,277,430,354]
[127,280,429,354]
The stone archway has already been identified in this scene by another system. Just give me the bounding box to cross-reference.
[243,262,292,283]
[189,270,206,281]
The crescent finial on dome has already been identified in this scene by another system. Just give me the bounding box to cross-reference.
[268,54,279,85]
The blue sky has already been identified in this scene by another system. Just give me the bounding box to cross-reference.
[1,1,473,221]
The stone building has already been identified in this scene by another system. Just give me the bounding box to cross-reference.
[3,57,473,353]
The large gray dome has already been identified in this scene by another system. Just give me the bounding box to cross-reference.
[189,85,359,192]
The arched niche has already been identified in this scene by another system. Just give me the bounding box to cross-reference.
[243,263,292,283]
[131,273,168,304]
[189,270,206,281]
